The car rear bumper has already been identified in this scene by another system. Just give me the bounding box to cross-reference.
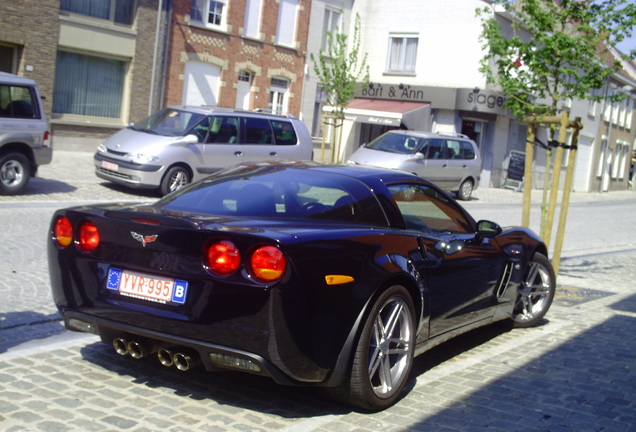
[63,310,321,386]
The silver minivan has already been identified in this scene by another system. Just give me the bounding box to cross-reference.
[0,72,52,195]
[347,130,482,200]
[95,106,314,195]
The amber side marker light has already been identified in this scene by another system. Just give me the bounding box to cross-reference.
[325,275,354,285]
[54,217,73,247]
[78,221,100,252]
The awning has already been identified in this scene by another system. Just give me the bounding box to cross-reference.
[324,98,431,130]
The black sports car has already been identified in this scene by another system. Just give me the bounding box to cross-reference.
[48,162,555,411]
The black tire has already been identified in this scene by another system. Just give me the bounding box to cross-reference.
[159,165,190,196]
[334,285,416,411]
[456,179,473,201]
[511,253,556,328]
[0,152,30,195]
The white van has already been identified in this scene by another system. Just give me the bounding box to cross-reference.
[0,73,52,195]
[95,106,314,195]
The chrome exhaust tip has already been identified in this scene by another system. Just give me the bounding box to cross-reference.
[173,351,199,371]
[127,340,155,359]
[157,348,174,367]
[113,338,129,356]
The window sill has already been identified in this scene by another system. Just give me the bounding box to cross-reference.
[51,115,126,129]
[383,71,417,77]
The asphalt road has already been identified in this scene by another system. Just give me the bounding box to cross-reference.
[1,152,635,431]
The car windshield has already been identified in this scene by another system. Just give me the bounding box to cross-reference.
[130,108,207,137]
[156,165,388,225]
[365,132,427,155]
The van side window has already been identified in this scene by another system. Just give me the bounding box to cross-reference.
[447,140,462,159]
[207,116,239,144]
[271,120,297,145]
[461,141,476,159]
[0,85,38,119]
[425,139,445,160]
[244,117,273,144]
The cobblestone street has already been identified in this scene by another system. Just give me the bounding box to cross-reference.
[1,152,635,431]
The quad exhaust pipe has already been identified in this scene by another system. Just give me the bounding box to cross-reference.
[113,338,199,371]
[112,337,156,359]
[157,348,200,371]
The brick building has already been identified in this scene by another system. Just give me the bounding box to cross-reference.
[165,0,311,117]
[1,0,168,151]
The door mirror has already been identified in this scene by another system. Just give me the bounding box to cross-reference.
[176,134,200,145]
[408,152,425,161]
[476,220,502,238]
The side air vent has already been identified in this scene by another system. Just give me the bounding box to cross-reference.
[495,261,514,300]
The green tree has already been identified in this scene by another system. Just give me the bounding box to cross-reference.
[311,13,369,162]
[477,0,636,118]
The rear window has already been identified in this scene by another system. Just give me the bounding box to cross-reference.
[157,166,387,225]
[0,84,39,119]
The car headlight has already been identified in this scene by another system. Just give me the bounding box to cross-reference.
[125,153,159,164]
[346,160,358,165]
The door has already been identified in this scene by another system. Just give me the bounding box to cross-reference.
[388,182,507,336]
[412,138,452,189]
[182,62,220,106]
[235,71,252,110]
[199,116,243,174]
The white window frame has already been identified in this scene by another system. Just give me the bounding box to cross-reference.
[243,0,262,39]
[191,0,228,32]
[276,0,299,48]
[321,7,342,52]
[386,33,418,74]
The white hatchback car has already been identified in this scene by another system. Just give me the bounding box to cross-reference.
[95,106,314,195]
[347,130,482,200]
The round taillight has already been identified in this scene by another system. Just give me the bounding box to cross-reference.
[54,217,73,247]
[250,246,286,282]
[78,221,100,252]
[206,240,241,276]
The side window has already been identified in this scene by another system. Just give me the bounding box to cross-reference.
[0,85,38,119]
[243,117,273,144]
[461,141,476,160]
[446,140,462,159]
[271,120,297,145]
[426,139,445,160]
[207,116,239,144]
[389,183,472,234]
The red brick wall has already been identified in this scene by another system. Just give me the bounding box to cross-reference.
[165,0,311,117]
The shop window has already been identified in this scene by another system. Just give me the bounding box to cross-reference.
[53,51,125,119]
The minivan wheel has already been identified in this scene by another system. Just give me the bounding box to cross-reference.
[456,179,473,201]
[160,166,190,196]
[0,152,30,195]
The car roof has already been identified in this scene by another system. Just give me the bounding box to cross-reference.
[382,130,474,141]
[235,161,431,188]
[0,72,38,86]
[168,105,299,120]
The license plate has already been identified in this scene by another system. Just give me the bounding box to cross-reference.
[101,160,119,171]
[107,268,188,305]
